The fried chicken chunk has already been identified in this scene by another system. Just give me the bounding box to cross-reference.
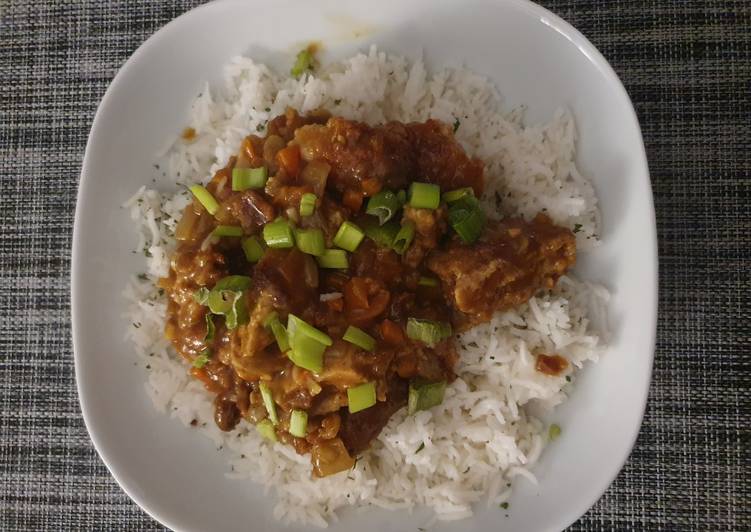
[427,213,576,324]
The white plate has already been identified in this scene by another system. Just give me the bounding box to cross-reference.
[72,0,657,530]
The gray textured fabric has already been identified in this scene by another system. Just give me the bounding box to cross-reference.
[1,1,748,530]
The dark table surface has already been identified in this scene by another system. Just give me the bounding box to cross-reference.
[1,1,749,530]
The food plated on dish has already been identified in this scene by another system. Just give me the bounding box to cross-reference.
[123,46,608,525]
[73,1,656,531]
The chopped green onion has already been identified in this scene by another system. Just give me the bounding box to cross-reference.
[448,196,485,244]
[256,418,277,442]
[316,249,348,269]
[241,236,264,263]
[289,409,308,437]
[347,382,377,413]
[300,193,317,217]
[286,314,331,373]
[212,225,243,237]
[287,314,332,346]
[408,182,440,210]
[366,190,400,225]
[224,295,248,329]
[259,382,278,425]
[295,228,325,256]
[263,218,295,248]
[263,311,279,328]
[392,221,415,254]
[291,48,313,78]
[287,339,325,373]
[192,349,211,369]
[214,275,252,291]
[189,185,219,215]
[204,313,215,342]
[549,424,562,441]
[418,276,438,287]
[207,276,251,330]
[207,289,235,314]
[408,380,446,414]
[333,221,365,252]
[405,318,452,347]
[343,325,376,351]
[232,166,268,191]
[193,287,210,305]
[442,187,474,204]
[268,318,290,352]
[361,217,400,248]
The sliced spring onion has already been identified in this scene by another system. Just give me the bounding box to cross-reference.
[405,318,452,347]
[408,182,440,210]
[333,221,365,252]
[286,314,331,373]
[241,236,264,263]
[232,166,268,191]
[193,287,210,305]
[342,325,376,351]
[212,225,243,238]
[263,311,279,328]
[448,196,485,244]
[192,349,211,369]
[256,418,277,442]
[361,217,400,248]
[263,313,290,351]
[295,228,325,256]
[287,340,324,373]
[289,409,308,437]
[214,275,252,291]
[366,190,400,225]
[287,314,333,346]
[392,221,416,254]
[347,382,377,413]
[549,423,562,441]
[263,218,295,248]
[207,290,248,329]
[259,382,278,425]
[299,193,317,217]
[189,185,219,215]
[442,187,474,204]
[316,249,348,269]
[291,48,313,78]
[224,295,248,329]
[204,313,215,342]
[418,276,438,287]
[408,380,446,414]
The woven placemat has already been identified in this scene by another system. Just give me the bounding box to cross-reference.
[1,1,748,530]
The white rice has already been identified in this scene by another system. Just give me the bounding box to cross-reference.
[123,46,609,527]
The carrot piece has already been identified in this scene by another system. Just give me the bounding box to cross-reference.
[361,177,382,196]
[276,144,301,177]
[342,189,364,211]
[380,319,405,345]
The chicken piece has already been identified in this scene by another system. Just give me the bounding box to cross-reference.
[401,205,448,267]
[294,117,484,197]
[427,213,576,324]
[220,189,276,233]
[294,117,414,194]
[315,340,370,388]
[407,120,484,195]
